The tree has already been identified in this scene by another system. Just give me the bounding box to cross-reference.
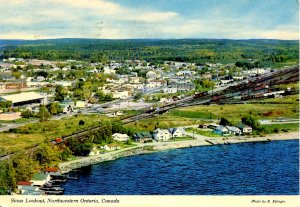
[134,92,143,100]
[241,115,260,130]
[79,120,85,125]
[0,160,16,193]
[0,101,12,109]
[34,143,59,167]
[11,151,35,182]
[37,105,51,122]
[67,138,92,156]
[12,71,22,79]
[219,117,232,126]
[60,147,72,161]
[48,102,62,115]
[54,85,66,102]
[21,109,34,118]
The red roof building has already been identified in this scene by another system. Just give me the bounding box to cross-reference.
[16,181,33,186]
[45,167,59,173]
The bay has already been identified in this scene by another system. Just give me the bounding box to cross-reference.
[62,140,299,195]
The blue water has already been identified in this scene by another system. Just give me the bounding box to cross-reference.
[62,140,299,195]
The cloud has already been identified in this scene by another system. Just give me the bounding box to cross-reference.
[0,0,298,40]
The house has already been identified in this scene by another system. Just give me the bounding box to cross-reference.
[153,128,172,141]
[163,88,178,94]
[17,181,33,188]
[30,173,51,186]
[44,167,60,175]
[89,146,100,156]
[236,123,253,134]
[54,81,73,87]
[202,73,212,80]
[176,70,194,78]
[214,125,230,136]
[103,68,116,74]
[133,132,153,143]
[112,133,129,142]
[75,100,86,108]
[169,128,186,138]
[159,97,173,103]
[18,185,43,195]
[104,143,120,151]
[130,77,142,84]
[146,71,158,79]
[199,124,209,129]
[112,90,129,99]
[147,80,167,88]
[36,76,46,82]
[208,123,220,130]
[226,126,242,135]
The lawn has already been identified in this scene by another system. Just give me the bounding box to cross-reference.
[165,136,194,142]
[185,127,222,137]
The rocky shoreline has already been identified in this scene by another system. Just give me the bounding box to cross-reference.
[59,132,299,173]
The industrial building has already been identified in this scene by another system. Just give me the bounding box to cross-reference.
[0,91,48,107]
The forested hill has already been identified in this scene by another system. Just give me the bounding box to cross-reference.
[1,38,298,67]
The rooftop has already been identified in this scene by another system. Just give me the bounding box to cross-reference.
[1,92,46,104]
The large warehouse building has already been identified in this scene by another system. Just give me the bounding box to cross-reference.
[0,91,48,107]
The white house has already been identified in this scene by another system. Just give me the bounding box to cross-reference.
[153,128,172,141]
[130,77,143,84]
[236,123,253,134]
[112,90,129,99]
[103,68,116,74]
[146,71,158,79]
[75,100,86,108]
[147,80,167,88]
[104,143,120,151]
[89,146,100,156]
[112,133,130,142]
[169,128,186,138]
[163,88,178,94]
[54,81,73,87]
[30,173,51,186]
[226,126,242,135]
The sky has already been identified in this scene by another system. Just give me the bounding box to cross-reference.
[0,0,298,40]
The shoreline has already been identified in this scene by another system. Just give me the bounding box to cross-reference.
[59,132,299,173]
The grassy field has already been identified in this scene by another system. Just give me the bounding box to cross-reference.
[0,114,111,153]
[0,118,37,124]
[170,101,299,123]
[126,115,204,132]
[169,110,217,119]
[261,123,299,133]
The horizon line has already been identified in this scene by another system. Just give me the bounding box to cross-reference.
[0,37,298,41]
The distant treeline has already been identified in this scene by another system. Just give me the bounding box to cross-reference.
[1,38,299,67]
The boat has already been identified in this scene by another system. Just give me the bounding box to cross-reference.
[43,183,61,188]
[40,187,64,191]
[49,179,67,183]
[45,191,64,195]
[67,175,79,180]
[50,174,68,179]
